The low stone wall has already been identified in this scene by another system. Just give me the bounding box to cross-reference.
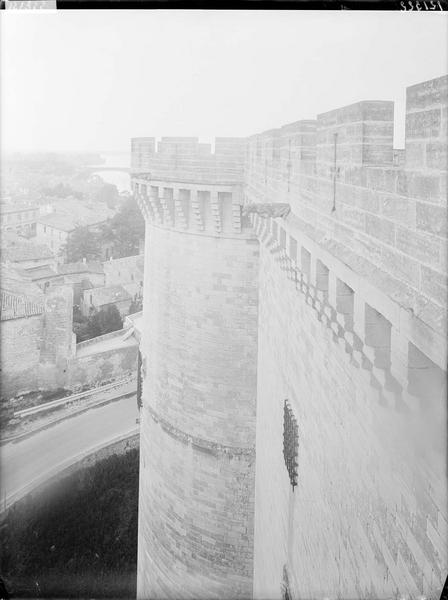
[75,328,128,352]
[60,431,139,475]
[67,336,138,392]
[2,325,138,404]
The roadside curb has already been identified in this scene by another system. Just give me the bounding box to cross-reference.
[1,391,137,446]
[1,428,140,515]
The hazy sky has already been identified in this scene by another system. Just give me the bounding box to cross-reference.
[1,10,447,153]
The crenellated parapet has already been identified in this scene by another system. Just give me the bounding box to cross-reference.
[245,75,448,341]
[245,79,447,600]
[316,100,394,171]
[405,75,448,171]
[131,136,245,184]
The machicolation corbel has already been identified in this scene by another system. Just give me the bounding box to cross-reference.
[242,203,291,219]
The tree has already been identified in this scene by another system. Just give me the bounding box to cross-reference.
[73,319,96,342]
[72,305,90,341]
[72,305,84,322]
[72,305,123,342]
[41,182,83,199]
[0,449,139,598]
[100,197,144,259]
[90,304,123,335]
[62,226,101,263]
[128,298,143,315]
[95,183,119,209]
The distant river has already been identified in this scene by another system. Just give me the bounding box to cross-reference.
[90,152,131,192]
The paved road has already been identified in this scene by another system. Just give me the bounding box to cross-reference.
[0,395,139,510]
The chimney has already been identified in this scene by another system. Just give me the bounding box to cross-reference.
[82,257,86,264]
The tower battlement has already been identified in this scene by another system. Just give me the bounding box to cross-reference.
[131,136,245,184]
[134,134,259,599]
[133,74,447,600]
[132,136,249,236]
[134,183,252,237]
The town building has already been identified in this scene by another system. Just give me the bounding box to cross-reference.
[71,255,144,317]
[0,261,140,402]
[36,198,114,258]
[103,254,144,299]
[0,200,39,238]
[0,231,57,272]
[16,265,65,290]
[80,284,133,318]
[132,75,447,600]
[57,261,106,305]
[0,264,75,399]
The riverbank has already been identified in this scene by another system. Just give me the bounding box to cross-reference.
[90,152,131,193]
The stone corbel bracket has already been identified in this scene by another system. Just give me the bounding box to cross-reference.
[242,203,291,219]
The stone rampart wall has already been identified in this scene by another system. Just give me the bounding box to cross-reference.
[0,313,43,399]
[1,318,138,401]
[40,284,74,364]
[1,284,75,399]
[247,75,447,600]
[252,229,446,598]
[67,339,138,392]
[245,75,447,340]
[132,74,447,600]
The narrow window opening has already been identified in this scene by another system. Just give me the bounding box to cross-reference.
[301,248,311,280]
[283,399,298,490]
[281,565,291,600]
[316,260,329,297]
[137,350,143,410]
[408,343,445,401]
[365,304,391,369]
[271,220,279,242]
[289,237,298,264]
[336,279,354,330]
[280,228,287,250]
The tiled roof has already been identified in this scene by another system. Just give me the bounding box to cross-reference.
[0,237,55,262]
[0,290,44,320]
[38,201,113,232]
[58,261,104,275]
[122,282,143,298]
[38,213,75,232]
[22,265,60,280]
[0,203,38,214]
[0,266,45,320]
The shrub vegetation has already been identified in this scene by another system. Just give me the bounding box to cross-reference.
[0,449,139,598]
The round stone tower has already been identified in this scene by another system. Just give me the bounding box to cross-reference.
[132,137,259,599]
